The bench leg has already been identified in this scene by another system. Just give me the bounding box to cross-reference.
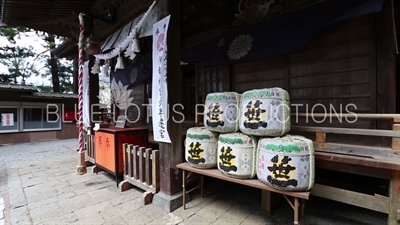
[388,170,400,225]
[261,190,276,216]
[293,197,306,225]
[294,197,299,225]
[300,199,305,225]
[182,169,186,210]
[200,175,204,198]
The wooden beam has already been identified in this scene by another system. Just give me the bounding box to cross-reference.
[291,126,400,138]
[182,27,225,49]
[191,1,225,22]
[315,160,391,179]
[9,16,75,27]
[292,113,400,120]
[311,183,390,214]
[315,152,400,171]
[313,142,400,162]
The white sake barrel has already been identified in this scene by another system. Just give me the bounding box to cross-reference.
[256,135,314,191]
[217,133,257,179]
[185,127,219,169]
[239,87,290,137]
[204,92,241,133]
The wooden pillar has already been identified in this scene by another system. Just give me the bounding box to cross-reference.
[157,0,183,196]
[378,1,399,222]
[376,0,396,146]
[389,119,400,224]
[89,55,100,127]
[73,56,79,94]
[87,55,99,167]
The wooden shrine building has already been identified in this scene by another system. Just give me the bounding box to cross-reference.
[1,0,400,224]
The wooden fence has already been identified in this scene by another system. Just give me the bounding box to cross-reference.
[119,143,160,205]
[84,132,95,165]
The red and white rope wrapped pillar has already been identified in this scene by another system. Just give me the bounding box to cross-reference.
[76,12,87,175]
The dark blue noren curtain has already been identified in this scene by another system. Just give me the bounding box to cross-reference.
[110,58,152,86]
[180,0,384,67]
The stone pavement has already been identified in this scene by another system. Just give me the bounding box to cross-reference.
[0,139,388,225]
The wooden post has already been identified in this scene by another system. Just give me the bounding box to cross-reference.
[376,0,396,146]
[389,170,400,225]
[261,190,276,216]
[89,55,100,126]
[88,55,100,167]
[315,132,326,143]
[389,119,400,224]
[156,0,183,196]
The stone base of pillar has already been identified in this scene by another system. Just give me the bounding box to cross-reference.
[75,166,87,175]
[152,191,188,213]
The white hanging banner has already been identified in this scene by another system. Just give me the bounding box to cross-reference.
[152,15,171,143]
[83,60,91,128]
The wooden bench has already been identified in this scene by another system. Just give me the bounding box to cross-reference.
[177,162,310,225]
[290,113,400,225]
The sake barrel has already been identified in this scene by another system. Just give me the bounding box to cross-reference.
[239,87,290,137]
[185,127,219,169]
[256,135,314,191]
[204,92,241,133]
[217,133,257,179]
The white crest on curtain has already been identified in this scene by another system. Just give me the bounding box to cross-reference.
[227,34,253,60]
[110,78,134,110]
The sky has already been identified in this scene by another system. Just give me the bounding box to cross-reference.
[0,31,66,86]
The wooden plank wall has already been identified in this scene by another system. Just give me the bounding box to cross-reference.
[124,84,145,126]
[233,14,392,146]
[288,14,376,129]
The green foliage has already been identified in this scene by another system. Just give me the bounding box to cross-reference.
[39,56,73,93]
[0,46,38,84]
[0,27,30,44]
[0,27,74,93]
[36,32,74,93]
[57,60,73,93]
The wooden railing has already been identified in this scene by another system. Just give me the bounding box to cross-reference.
[119,144,160,205]
[289,113,400,223]
[84,132,95,165]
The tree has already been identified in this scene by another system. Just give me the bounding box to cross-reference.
[0,27,74,92]
[39,57,73,93]
[36,32,73,93]
[0,27,37,84]
[0,27,30,44]
[0,46,38,84]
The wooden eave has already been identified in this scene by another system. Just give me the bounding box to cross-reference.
[51,38,78,59]
[0,0,97,38]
